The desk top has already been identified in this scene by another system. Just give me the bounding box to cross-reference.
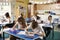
[4,29,40,40]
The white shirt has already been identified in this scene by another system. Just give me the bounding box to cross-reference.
[15,22,23,29]
[0,16,11,25]
[27,22,45,36]
[45,19,53,24]
[44,19,53,28]
[31,16,41,23]
[31,16,37,21]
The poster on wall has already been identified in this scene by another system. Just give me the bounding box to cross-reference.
[19,5,26,16]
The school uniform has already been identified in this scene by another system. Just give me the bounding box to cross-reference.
[3,16,11,23]
[15,22,26,30]
[10,22,26,40]
[31,16,41,24]
[43,19,53,38]
[0,16,11,38]
[26,23,45,40]
[0,16,11,29]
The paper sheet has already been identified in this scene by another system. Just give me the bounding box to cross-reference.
[17,31,26,35]
[3,28,11,31]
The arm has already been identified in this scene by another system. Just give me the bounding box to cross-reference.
[12,22,18,30]
[39,26,46,36]
[34,25,46,36]
[25,23,33,34]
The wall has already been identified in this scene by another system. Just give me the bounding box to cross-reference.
[14,0,29,19]
[34,4,60,15]
[37,4,60,10]
[0,4,11,17]
[37,10,60,15]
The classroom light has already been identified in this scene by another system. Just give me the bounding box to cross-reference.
[47,1,51,3]
[43,1,47,4]
[40,2,43,4]
[6,0,8,2]
[34,1,39,4]
[29,0,57,4]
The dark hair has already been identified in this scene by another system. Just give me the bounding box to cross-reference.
[17,17,26,28]
[32,20,38,29]
[48,15,52,20]
[5,12,10,18]
[48,15,52,18]
[21,13,23,17]
[36,16,40,20]
[28,3,32,5]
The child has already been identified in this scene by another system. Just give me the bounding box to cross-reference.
[43,15,53,38]
[25,20,45,40]
[13,17,26,30]
[31,13,41,24]
[10,17,27,40]
[0,12,11,37]
[2,12,11,24]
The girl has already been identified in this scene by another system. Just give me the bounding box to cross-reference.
[2,12,11,24]
[10,17,27,40]
[26,20,45,40]
[13,17,26,30]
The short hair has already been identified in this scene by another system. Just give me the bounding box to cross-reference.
[28,3,32,5]
[5,12,10,18]
[48,15,52,18]
[48,15,52,20]
[17,17,26,28]
[32,20,38,29]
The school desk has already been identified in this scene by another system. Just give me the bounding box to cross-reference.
[3,29,40,40]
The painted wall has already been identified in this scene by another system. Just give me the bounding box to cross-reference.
[37,4,60,10]
[0,4,11,17]
[14,0,29,19]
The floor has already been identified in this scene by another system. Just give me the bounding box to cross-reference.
[47,31,60,40]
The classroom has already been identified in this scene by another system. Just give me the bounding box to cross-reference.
[0,0,60,40]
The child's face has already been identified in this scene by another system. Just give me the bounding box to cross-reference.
[48,17,52,20]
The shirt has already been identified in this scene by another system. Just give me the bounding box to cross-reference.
[15,22,23,29]
[2,16,11,24]
[31,16,41,23]
[44,19,53,28]
[27,23,45,36]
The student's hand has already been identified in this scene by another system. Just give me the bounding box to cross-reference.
[12,27,16,30]
[26,32,34,34]
[39,32,45,37]
[19,28,25,30]
[28,32,34,34]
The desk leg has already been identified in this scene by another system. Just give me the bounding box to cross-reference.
[19,38,24,40]
[3,32,5,40]
[52,26,54,40]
